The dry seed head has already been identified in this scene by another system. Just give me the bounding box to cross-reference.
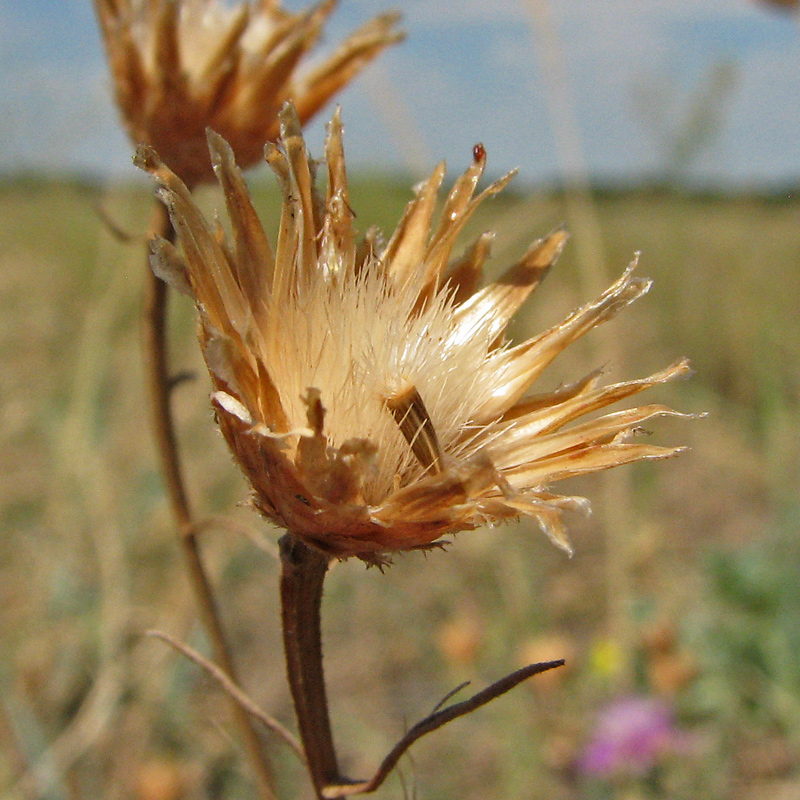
[95,0,403,186]
[138,103,693,563]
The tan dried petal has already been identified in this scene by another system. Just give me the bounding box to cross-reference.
[385,384,444,474]
[443,231,495,304]
[450,228,567,347]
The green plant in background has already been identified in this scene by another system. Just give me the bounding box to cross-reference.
[686,515,800,788]
[632,61,739,187]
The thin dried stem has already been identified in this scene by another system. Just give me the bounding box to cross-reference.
[143,199,278,799]
[147,630,305,763]
[322,660,565,798]
[94,203,140,243]
[279,534,347,797]
[143,201,193,530]
[194,514,281,559]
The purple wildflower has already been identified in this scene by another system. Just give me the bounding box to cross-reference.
[578,695,684,778]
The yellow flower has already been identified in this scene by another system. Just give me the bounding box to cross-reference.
[136,104,690,563]
[95,0,402,186]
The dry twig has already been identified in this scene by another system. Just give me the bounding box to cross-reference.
[147,630,305,763]
[143,200,277,797]
[321,659,565,798]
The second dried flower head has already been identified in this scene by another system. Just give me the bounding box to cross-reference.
[137,104,690,563]
[95,0,402,186]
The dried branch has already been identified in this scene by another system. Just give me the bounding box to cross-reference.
[95,203,141,243]
[193,514,280,559]
[147,630,305,763]
[322,659,565,798]
[143,199,277,798]
[429,681,470,714]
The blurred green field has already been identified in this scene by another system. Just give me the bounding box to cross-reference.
[1,173,799,800]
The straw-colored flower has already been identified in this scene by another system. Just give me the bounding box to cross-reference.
[136,104,690,563]
[95,0,402,186]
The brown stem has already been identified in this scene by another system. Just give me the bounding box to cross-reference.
[279,534,348,797]
[321,659,565,798]
[143,205,192,528]
[143,200,277,800]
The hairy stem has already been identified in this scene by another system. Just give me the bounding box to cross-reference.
[143,199,277,800]
[279,534,344,797]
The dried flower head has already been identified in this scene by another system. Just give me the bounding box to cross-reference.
[136,104,691,563]
[95,0,403,186]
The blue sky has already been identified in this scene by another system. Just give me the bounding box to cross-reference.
[1,0,799,187]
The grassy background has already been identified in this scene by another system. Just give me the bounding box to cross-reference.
[1,172,799,800]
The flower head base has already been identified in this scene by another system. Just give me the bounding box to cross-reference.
[136,104,690,563]
[95,0,403,186]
